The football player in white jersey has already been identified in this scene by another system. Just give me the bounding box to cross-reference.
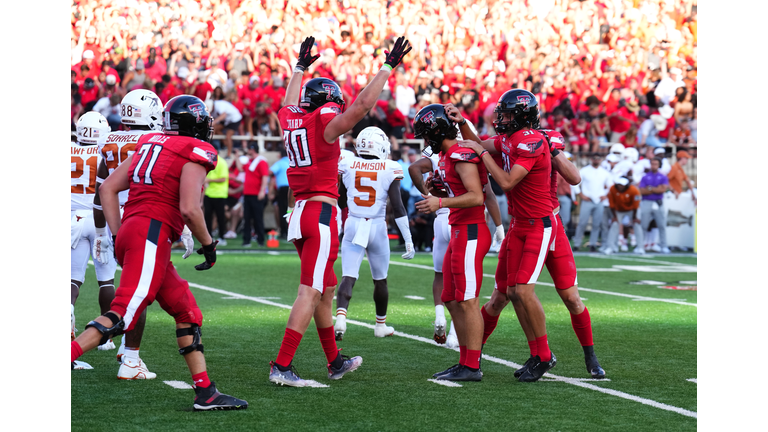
[71,112,114,369]
[407,120,504,346]
[334,127,415,340]
[89,90,177,379]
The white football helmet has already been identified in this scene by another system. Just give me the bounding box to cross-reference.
[76,112,110,145]
[623,147,639,163]
[121,89,163,131]
[356,127,390,160]
[455,119,478,140]
[609,143,625,156]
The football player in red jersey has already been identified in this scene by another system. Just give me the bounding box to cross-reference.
[71,95,248,411]
[414,105,491,382]
[449,89,560,382]
[268,36,411,387]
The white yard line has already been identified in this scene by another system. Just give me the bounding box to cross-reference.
[428,379,463,387]
[185,280,697,419]
[687,379,697,384]
[379,260,697,307]
[404,295,426,300]
[95,263,697,418]
[586,255,693,266]
[163,380,193,390]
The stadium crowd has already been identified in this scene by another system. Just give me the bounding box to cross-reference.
[70,0,697,248]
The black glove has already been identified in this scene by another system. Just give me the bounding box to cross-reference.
[383,36,413,70]
[194,240,218,271]
[295,36,320,71]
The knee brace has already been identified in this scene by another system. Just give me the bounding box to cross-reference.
[176,325,204,356]
[85,312,125,345]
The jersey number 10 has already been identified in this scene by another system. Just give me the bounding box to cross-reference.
[283,128,312,168]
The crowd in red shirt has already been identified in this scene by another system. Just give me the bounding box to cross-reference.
[71,0,697,158]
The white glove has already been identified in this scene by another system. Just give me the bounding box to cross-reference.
[402,241,415,260]
[494,224,505,244]
[92,227,113,265]
[181,225,195,259]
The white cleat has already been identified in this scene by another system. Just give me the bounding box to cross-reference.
[72,360,93,370]
[445,322,459,348]
[373,323,395,338]
[619,244,628,252]
[98,339,116,351]
[433,316,447,344]
[334,315,347,341]
[117,358,157,380]
[633,247,645,255]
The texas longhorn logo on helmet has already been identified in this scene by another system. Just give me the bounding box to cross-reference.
[188,103,205,121]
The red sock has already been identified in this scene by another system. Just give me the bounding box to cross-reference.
[465,349,481,369]
[481,307,500,345]
[536,335,551,362]
[459,346,467,365]
[570,307,594,347]
[275,328,303,367]
[191,371,211,388]
[71,341,83,362]
[527,340,538,357]
[317,326,340,364]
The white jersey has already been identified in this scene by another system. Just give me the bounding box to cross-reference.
[71,142,101,210]
[98,130,159,205]
[429,154,450,216]
[339,156,403,219]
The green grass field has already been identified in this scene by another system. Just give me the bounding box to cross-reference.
[71,247,696,431]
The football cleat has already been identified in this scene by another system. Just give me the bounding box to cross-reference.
[193,382,248,411]
[513,356,537,378]
[269,361,308,387]
[97,339,116,351]
[518,353,557,383]
[633,247,645,254]
[72,360,93,370]
[437,365,482,382]
[660,246,671,254]
[619,244,628,252]
[432,364,460,379]
[445,331,459,349]
[373,323,395,338]
[327,355,363,380]
[334,315,346,341]
[649,244,661,252]
[117,358,157,380]
[433,316,447,344]
[586,354,606,379]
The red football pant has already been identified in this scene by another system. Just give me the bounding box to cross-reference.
[545,213,578,290]
[111,217,203,331]
[441,223,491,303]
[293,202,339,292]
[506,216,555,287]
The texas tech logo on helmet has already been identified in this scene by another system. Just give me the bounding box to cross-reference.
[517,95,532,106]
[322,83,337,99]
[188,103,205,121]
[421,110,437,127]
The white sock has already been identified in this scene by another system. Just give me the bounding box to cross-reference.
[448,320,457,336]
[376,315,387,325]
[124,347,140,362]
[336,307,347,318]
[119,335,126,351]
[435,305,445,321]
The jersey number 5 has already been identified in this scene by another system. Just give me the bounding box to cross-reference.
[283,128,312,167]
[354,171,378,207]
[132,143,163,185]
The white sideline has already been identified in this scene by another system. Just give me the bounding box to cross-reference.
[183,281,697,419]
[379,260,698,307]
[93,263,697,418]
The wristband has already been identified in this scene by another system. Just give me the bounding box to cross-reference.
[459,118,467,126]
[479,150,488,158]
[550,149,561,157]
[380,64,393,73]
[438,197,442,209]
[293,66,305,74]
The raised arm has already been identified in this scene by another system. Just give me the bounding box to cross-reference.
[444,103,497,151]
[284,36,321,107]
[323,37,411,143]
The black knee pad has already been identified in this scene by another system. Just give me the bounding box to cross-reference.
[85,311,125,345]
[176,325,204,356]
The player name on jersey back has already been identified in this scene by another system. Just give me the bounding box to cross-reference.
[349,160,390,171]
[71,143,101,210]
[340,156,403,219]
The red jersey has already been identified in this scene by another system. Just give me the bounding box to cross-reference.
[278,103,342,201]
[569,119,589,146]
[438,144,488,225]
[243,157,269,196]
[539,129,566,210]
[494,129,552,219]
[122,134,217,240]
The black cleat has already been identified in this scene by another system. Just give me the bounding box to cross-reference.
[514,356,537,378]
[518,353,557,382]
[437,365,482,382]
[586,354,606,379]
[193,382,248,411]
[589,245,597,252]
[432,364,460,379]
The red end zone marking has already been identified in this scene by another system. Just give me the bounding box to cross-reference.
[659,286,697,291]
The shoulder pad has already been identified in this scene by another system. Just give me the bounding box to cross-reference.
[387,160,404,178]
[189,143,218,172]
[449,146,482,164]
[540,130,566,151]
[319,103,342,116]
[515,136,547,158]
